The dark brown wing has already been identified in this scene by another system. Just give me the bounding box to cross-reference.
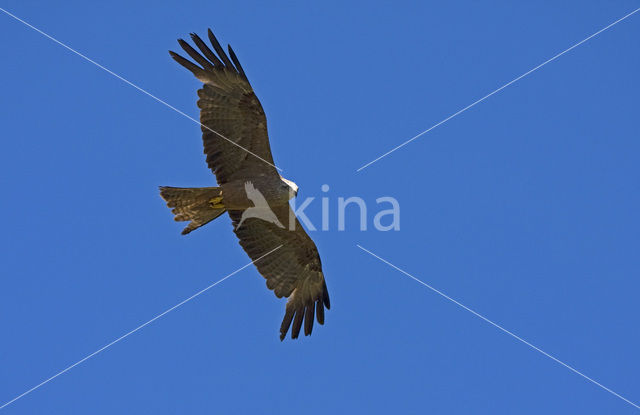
[170,29,278,184]
[228,205,330,340]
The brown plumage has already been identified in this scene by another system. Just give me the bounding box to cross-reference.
[160,29,330,340]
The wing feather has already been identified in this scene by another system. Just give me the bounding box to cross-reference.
[178,38,215,69]
[170,29,277,184]
[169,51,204,76]
[228,205,330,340]
[190,33,223,67]
[227,45,248,80]
[292,310,304,339]
[207,28,235,69]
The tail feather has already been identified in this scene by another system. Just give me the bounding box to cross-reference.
[159,186,226,234]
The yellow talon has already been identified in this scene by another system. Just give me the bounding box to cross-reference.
[209,195,224,209]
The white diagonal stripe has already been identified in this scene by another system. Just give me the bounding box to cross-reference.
[357,7,640,172]
[0,7,282,172]
[0,245,282,411]
[357,244,640,410]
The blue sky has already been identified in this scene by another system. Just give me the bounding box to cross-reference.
[1,1,639,413]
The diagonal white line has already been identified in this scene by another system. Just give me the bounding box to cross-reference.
[356,7,640,172]
[0,245,282,411]
[0,6,282,172]
[356,244,640,410]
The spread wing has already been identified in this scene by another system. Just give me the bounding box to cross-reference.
[228,206,331,340]
[170,29,278,184]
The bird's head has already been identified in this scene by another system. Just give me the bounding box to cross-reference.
[280,176,299,198]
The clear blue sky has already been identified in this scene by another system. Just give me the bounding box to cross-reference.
[1,1,639,413]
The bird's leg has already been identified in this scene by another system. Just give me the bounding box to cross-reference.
[209,191,224,209]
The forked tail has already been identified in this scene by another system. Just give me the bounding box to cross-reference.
[159,186,226,234]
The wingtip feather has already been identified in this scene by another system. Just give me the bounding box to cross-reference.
[227,44,247,79]
[316,300,325,325]
[323,281,331,309]
[207,28,234,68]
[280,306,295,341]
[291,309,304,339]
[169,50,203,76]
[304,305,314,336]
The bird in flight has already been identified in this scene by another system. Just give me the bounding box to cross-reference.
[159,29,330,340]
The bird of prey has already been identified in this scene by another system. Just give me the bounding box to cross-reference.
[159,29,330,340]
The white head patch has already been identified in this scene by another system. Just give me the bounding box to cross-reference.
[280,177,298,193]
